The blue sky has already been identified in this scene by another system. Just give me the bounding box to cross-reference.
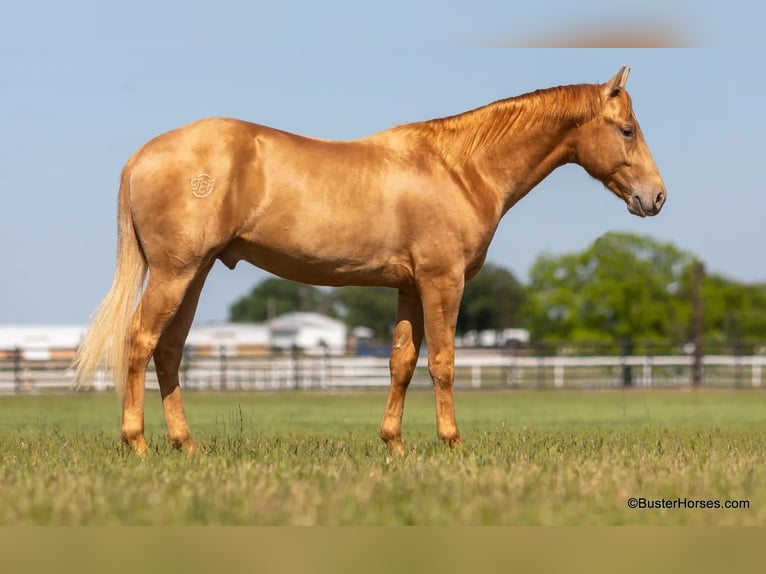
[1,2,763,325]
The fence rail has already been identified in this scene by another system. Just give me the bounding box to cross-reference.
[1,349,765,393]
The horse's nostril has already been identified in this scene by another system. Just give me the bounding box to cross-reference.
[655,191,665,208]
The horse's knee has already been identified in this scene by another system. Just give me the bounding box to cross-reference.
[128,331,157,371]
[428,356,454,389]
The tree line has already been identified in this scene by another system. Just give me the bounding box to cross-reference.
[229,231,766,350]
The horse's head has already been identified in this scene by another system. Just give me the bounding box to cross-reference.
[572,67,666,217]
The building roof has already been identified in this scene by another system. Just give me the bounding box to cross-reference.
[185,323,270,347]
[267,312,346,331]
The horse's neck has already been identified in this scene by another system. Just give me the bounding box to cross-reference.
[472,120,575,216]
[442,86,599,216]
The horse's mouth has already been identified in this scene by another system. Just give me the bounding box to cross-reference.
[627,197,647,217]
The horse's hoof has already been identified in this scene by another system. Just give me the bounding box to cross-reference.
[387,438,406,457]
[441,435,462,449]
[124,436,148,457]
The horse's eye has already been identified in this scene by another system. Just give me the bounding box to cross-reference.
[621,125,635,138]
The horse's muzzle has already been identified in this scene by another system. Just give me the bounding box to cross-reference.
[629,190,665,217]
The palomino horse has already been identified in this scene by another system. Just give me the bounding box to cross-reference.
[75,67,665,455]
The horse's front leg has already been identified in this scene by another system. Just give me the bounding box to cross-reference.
[380,291,424,456]
[418,273,465,447]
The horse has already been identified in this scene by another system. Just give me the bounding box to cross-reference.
[74,67,666,456]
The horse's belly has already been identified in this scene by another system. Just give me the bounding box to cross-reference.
[217,237,413,289]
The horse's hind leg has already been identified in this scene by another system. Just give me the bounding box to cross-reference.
[121,268,198,455]
[152,260,214,453]
[380,291,424,456]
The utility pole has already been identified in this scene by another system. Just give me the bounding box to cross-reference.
[691,262,705,387]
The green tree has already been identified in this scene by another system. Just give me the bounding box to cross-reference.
[332,287,397,342]
[229,278,333,322]
[702,275,766,347]
[525,232,697,344]
[458,263,526,334]
[333,264,526,342]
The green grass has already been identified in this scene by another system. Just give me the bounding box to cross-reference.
[0,389,765,525]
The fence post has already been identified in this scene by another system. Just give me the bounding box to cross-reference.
[691,262,705,387]
[734,340,743,388]
[642,340,653,387]
[621,337,633,387]
[323,345,331,390]
[13,347,22,393]
[471,364,481,388]
[219,345,227,391]
[536,342,545,389]
[315,341,331,390]
[553,357,564,389]
[292,344,300,389]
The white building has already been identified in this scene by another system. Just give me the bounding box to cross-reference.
[184,312,348,356]
[0,325,86,360]
[185,322,270,356]
[457,328,530,348]
[0,311,349,361]
[267,312,347,354]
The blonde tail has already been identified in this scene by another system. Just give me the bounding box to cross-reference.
[73,158,147,396]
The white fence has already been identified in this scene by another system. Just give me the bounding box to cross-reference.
[2,352,764,393]
[180,353,764,391]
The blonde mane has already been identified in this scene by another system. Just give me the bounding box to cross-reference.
[396,83,604,165]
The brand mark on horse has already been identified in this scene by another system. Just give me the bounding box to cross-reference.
[191,174,215,198]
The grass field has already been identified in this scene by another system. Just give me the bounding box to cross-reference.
[0,388,765,525]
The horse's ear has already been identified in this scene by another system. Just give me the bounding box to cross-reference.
[604,66,631,97]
